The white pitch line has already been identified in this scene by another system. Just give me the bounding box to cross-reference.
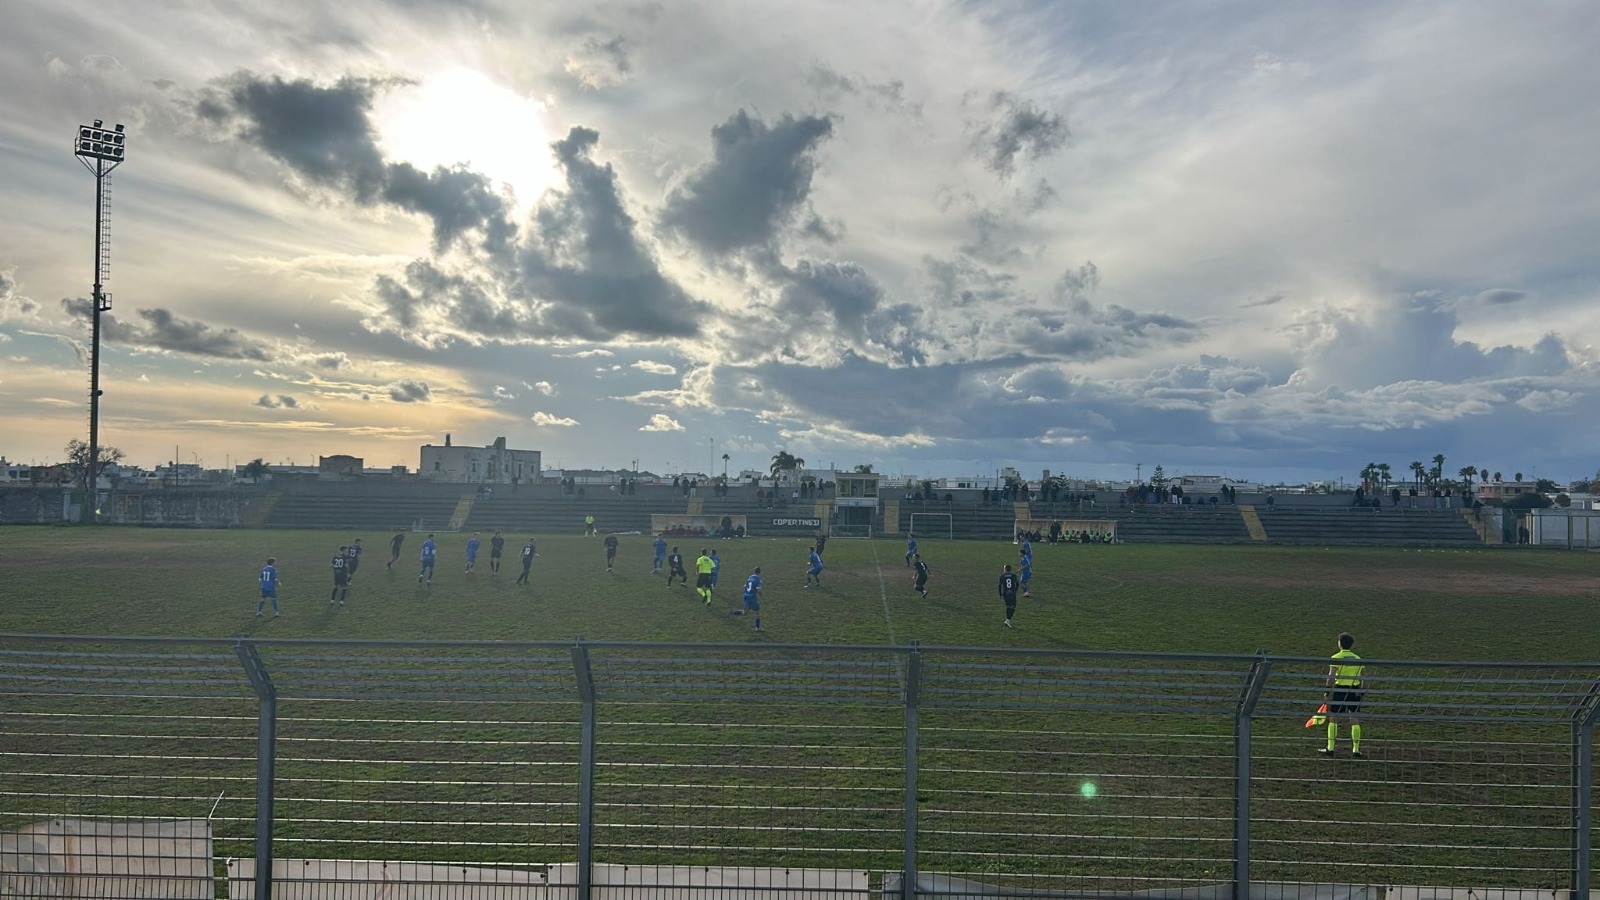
[870,542,899,646]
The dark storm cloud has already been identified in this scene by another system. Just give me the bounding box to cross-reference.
[512,126,707,339]
[198,72,515,254]
[774,259,883,332]
[59,299,272,360]
[972,91,1069,177]
[387,379,432,403]
[660,110,835,257]
[255,394,301,409]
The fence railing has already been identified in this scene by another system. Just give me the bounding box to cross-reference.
[2,634,1598,900]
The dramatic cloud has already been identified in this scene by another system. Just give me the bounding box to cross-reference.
[255,394,301,408]
[531,411,579,426]
[660,110,834,257]
[971,92,1069,177]
[0,267,41,318]
[639,413,683,432]
[198,72,515,254]
[386,379,431,403]
[58,300,273,360]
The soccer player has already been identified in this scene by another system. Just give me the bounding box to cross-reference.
[741,566,764,631]
[803,546,823,588]
[489,531,506,574]
[464,532,481,573]
[912,553,930,598]
[652,535,667,574]
[604,534,619,572]
[814,531,828,557]
[386,532,405,570]
[257,557,281,618]
[1320,632,1365,758]
[516,538,536,585]
[1020,535,1032,559]
[695,548,715,604]
[584,514,596,537]
[905,533,917,567]
[709,550,721,591]
[998,564,1020,628]
[346,539,363,581]
[330,546,350,607]
[418,534,437,584]
[667,546,687,587]
[1019,552,1033,598]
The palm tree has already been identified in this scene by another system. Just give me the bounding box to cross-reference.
[1377,463,1392,492]
[1430,454,1446,485]
[1359,463,1378,493]
[1457,466,1477,488]
[853,463,874,473]
[769,451,804,478]
[1493,471,1503,483]
[721,453,730,479]
[1410,461,1426,489]
[1515,472,1523,483]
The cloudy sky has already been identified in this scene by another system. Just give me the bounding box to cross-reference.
[2,1,1596,485]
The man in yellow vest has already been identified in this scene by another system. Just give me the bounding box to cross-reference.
[695,549,715,605]
[1321,632,1364,758]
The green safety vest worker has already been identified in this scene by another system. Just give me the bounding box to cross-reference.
[1330,649,1363,687]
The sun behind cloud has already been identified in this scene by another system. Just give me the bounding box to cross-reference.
[374,67,559,209]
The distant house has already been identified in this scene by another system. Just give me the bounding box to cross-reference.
[420,434,541,485]
[318,455,364,479]
[1478,481,1541,502]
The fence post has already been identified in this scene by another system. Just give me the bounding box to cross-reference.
[903,644,922,900]
[1234,653,1271,900]
[572,639,597,900]
[1571,680,1600,900]
[234,639,277,900]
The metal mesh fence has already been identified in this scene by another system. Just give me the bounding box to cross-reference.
[2,636,1598,900]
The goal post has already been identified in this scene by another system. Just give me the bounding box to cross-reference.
[828,523,873,539]
[908,512,954,540]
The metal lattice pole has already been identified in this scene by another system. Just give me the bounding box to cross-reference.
[73,120,126,524]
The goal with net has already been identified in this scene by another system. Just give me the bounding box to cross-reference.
[828,523,873,539]
[908,512,953,539]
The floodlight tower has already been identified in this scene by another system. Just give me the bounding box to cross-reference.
[74,119,127,523]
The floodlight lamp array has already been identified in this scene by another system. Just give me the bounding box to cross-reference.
[75,119,126,162]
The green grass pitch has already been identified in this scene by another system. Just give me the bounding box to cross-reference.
[3,526,1596,662]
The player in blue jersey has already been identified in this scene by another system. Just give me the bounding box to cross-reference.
[652,535,668,574]
[464,532,481,573]
[1019,536,1032,560]
[803,546,824,588]
[330,546,350,607]
[1019,552,1033,598]
[709,550,721,589]
[740,567,764,631]
[418,534,437,584]
[257,558,281,618]
[905,534,917,567]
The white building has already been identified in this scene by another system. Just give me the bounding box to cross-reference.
[420,435,541,485]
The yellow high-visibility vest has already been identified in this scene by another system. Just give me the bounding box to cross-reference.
[1331,649,1364,686]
